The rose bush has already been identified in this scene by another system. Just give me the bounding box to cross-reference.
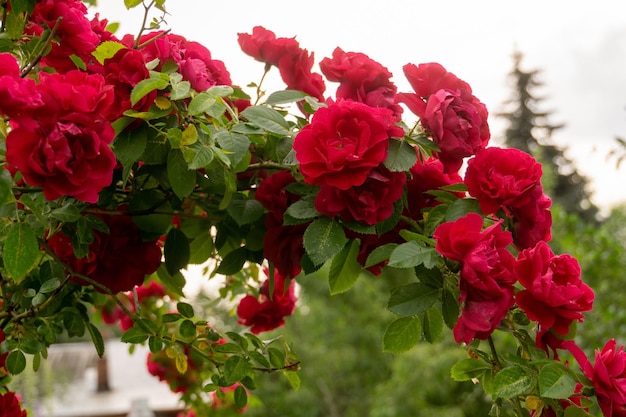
[0,1,618,416]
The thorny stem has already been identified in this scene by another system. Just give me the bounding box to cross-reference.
[134,0,154,48]
[253,64,272,106]
[246,161,292,171]
[20,16,63,78]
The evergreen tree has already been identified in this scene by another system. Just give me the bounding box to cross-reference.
[498,51,600,223]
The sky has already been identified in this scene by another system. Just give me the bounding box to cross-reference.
[93,1,626,213]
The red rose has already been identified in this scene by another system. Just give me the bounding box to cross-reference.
[566,339,626,417]
[5,70,116,203]
[0,329,7,374]
[237,26,300,67]
[434,213,517,343]
[315,164,406,225]
[397,63,489,173]
[124,31,231,92]
[255,171,308,278]
[103,48,155,121]
[47,213,162,294]
[405,155,464,220]
[237,269,297,334]
[294,99,403,190]
[516,241,594,336]
[465,147,543,214]
[28,0,100,73]
[511,191,553,250]
[0,53,43,119]
[0,392,26,417]
[238,26,325,102]
[320,47,402,119]
[346,228,404,276]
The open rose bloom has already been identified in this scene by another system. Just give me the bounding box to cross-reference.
[0,3,617,415]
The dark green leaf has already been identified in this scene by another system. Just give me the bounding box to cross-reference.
[268,347,285,369]
[227,194,265,226]
[167,149,196,199]
[226,332,249,351]
[215,131,251,167]
[0,168,15,206]
[6,351,26,375]
[148,336,163,353]
[364,243,398,268]
[422,306,444,343]
[114,127,148,167]
[303,218,347,266]
[189,233,214,265]
[4,222,40,280]
[328,240,361,295]
[241,106,290,136]
[234,385,248,409]
[177,302,195,318]
[450,358,491,381]
[156,265,186,298]
[248,351,271,369]
[87,323,105,357]
[442,288,460,329]
[285,197,319,221]
[49,204,81,223]
[382,316,422,353]
[224,356,252,385]
[121,326,149,344]
[179,319,197,339]
[387,283,439,316]
[215,247,248,275]
[493,366,534,399]
[164,228,190,275]
[445,198,482,222]
[39,278,60,294]
[384,139,418,172]
[213,343,242,354]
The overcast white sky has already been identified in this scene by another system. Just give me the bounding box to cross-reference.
[93,1,626,212]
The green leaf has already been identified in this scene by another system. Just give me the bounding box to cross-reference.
[124,0,142,8]
[215,247,248,275]
[170,80,191,100]
[156,265,186,298]
[422,306,444,343]
[442,288,460,329]
[224,356,252,385]
[266,90,308,105]
[214,343,243,354]
[131,75,169,106]
[179,319,196,339]
[382,316,422,353]
[121,326,150,344]
[164,228,190,275]
[92,41,126,64]
[387,283,439,316]
[182,142,214,170]
[167,149,196,199]
[328,240,361,295]
[188,92,216,116]
[87,323,105,358]
[364,243,398,268]
[39,278,60,294]
[388,241,438,269]
[241,106,290,136]
[114,126,148,167]
[283,371,301,390]
[174,302,194,319]
[539,363,576,399]
[148,336,163,353]
[445,198,482,222]
[0,168,15,206]
[285,197,319,221]
[6,351,26,375]
[49,204,81,223]
[493,366,534,399]
[215,131,251,168]
[248,351,271,369]
[384,139,418,172]
[450,358,491,381]
[234,385,248,409]
[189,233,214,265]
[268,347,285,369]
[227,194,265,226]
[4,222,40,280]
[303,217,347,266]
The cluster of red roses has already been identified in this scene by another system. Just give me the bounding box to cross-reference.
[0,391,26,417]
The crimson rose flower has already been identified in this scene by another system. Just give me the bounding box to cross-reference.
[237,269,298,334]
[47,213,162,294]
[397,63,490,173]
[0,329,7,375]
[516,241,594,336]
[294,99,403,190]
[238,26,325,101]
[0,53,43,119]
[315,164,406,225]
[320,47,402,119]
[123,31,231,92]
[5,70,116,203]
[434,213,517,343]
[0,392,26,417]
[511,190,553,250]
[565,339,626,417]
[405,155,464,220]
[255,171,308,278]
[465,147,544,214]
[28,0,100,73]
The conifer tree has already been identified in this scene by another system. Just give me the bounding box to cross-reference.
[498,51,600,222]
